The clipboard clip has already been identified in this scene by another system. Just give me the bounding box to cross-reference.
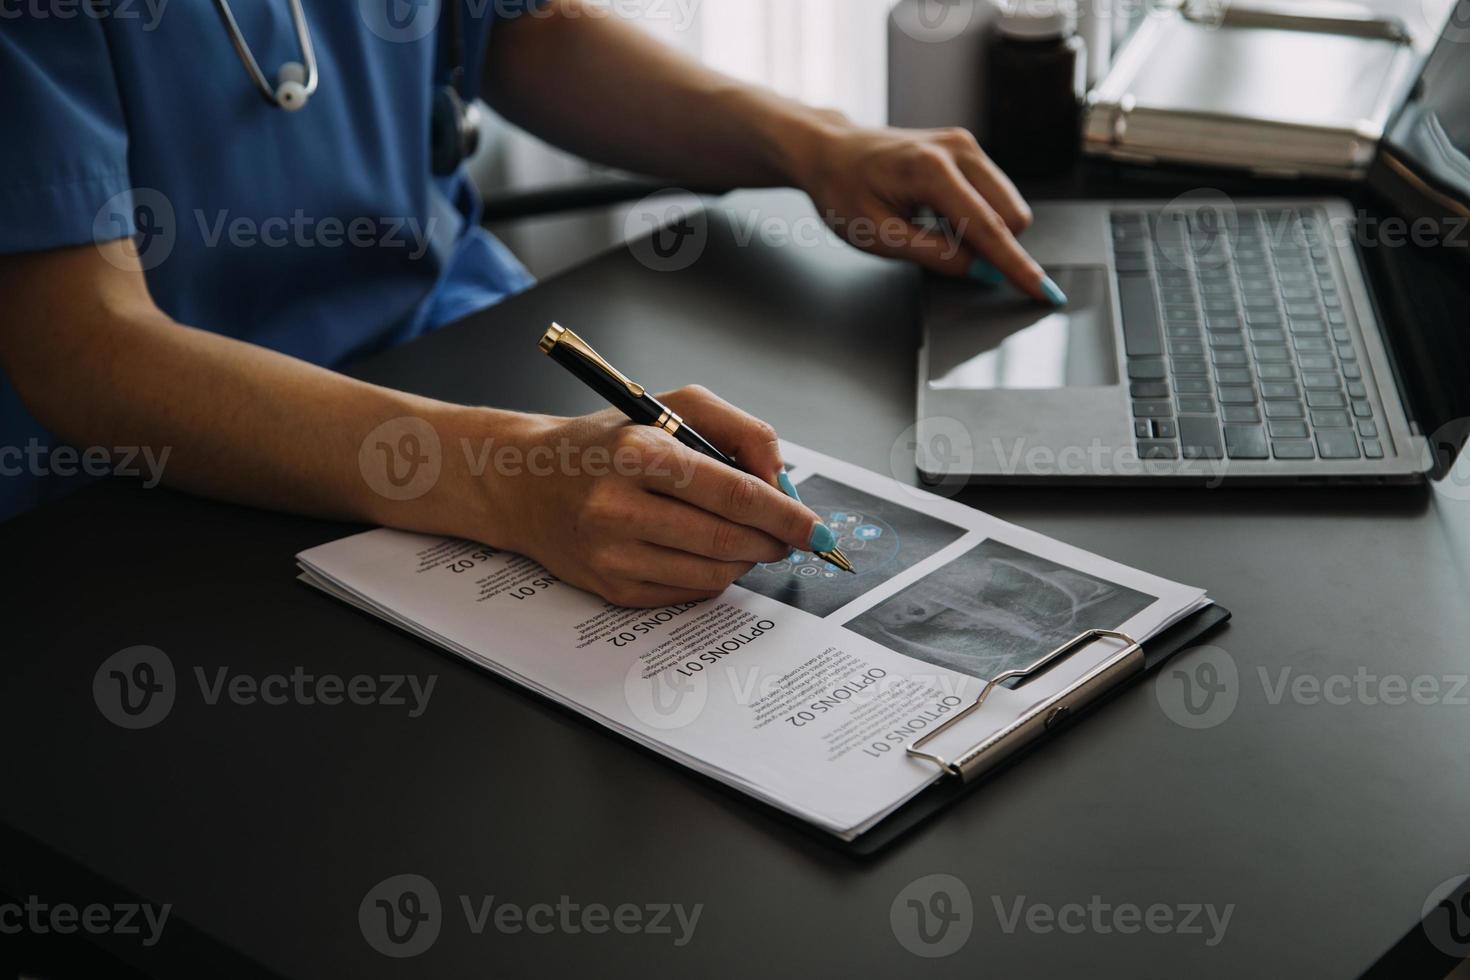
[906,628,1143,783]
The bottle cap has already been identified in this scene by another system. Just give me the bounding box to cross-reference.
[996,0,1077,39]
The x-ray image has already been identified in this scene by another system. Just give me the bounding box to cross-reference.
[844,539,1156,681]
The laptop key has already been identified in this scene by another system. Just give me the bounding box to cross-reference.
[1128,359,1168,380]
[1222,405,1262,423]
[1257,363,1295,380]
[1177,397,1216,414]
[1174,377,1211,394]
[1311,409,1351,428]
[1346,381,1367,399]
[1273,440,1316,460]
[1269,419,1309,439]
[1215,367,1252,385]
[1117,274,1164,358]
[1342,362,1362,380]
[1224,425,1269,459]
[1169,340,1205,356]
[1302,372,1339,388]
[1137,440,1179,459]
[1173,358,1209,376]
[1218,386,1257,404]
[1133,400,1173,418]
[1364,439,1384,459]
[1306,390,1347,408]
[1265,400,1305,419]
[1134,420,1152,439]
[1352,400,1374,418]
[1357,419,1378,438]
[1178,417,1225,459]
[1117,274,1164,357]
[1211,350,1248,366]
[1152,418,1178,439]
[1261,382,1299,399]
[1316,430,1361,459]
[1254,346,1292,362]
[1299,354,1336,371]
[1130,381,1169,398]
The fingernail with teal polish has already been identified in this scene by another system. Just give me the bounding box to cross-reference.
[968,258,1005,286]
[809,522,837,554]
[777,470,802,503]
[1040,275,1068,307]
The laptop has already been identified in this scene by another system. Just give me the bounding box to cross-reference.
[915,17,1468,486]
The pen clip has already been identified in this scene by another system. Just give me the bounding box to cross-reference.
[540,323,646,399]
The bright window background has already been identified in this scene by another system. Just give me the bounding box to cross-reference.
[476,0,894,278]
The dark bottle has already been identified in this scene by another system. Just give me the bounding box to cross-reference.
[984,1,1086,177]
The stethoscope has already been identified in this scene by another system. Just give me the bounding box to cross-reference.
[211,0,481,175]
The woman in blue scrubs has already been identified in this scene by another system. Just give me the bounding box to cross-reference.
[0,0,1050,607]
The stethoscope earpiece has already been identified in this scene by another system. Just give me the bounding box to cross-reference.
[275,62,310,112]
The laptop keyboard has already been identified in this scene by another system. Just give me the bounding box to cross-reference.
[1111,207,1382,463]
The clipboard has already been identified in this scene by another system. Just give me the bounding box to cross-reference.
[840,602,1232,855]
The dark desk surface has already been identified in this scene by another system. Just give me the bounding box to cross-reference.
[4,187,1470,980]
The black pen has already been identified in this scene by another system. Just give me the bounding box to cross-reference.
[538,323,854,573]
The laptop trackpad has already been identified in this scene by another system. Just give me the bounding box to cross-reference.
[927,267,1116,389]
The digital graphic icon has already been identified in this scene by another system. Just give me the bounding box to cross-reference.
[92,645,176,730]
[359,873,442,958]
[1155,644,1239,729]
[359,416,442,501]
[890,873,974,958]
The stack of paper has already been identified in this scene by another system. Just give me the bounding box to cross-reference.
[299,444,1212,840]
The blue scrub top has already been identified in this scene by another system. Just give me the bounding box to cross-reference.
[0,1,538,519]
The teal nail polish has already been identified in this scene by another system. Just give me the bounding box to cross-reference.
[809,523,837,553]
[968,258,1005,286]
[777,470,802,503]
[1040,275,1068,307]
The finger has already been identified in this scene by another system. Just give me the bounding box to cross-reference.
[925,159,1050,301]
[635,494,789,563]
[607,542,755,593]
[859,210,977,278]
[640,449,828,553]
[954,150,1032,234]
[659,385,784,483]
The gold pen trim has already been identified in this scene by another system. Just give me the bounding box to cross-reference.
[539,323,646,398]
[654,408,683,437]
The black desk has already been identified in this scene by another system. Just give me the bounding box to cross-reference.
[4,188,1470,979]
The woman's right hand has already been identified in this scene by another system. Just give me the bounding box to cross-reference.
[482,385,833,608]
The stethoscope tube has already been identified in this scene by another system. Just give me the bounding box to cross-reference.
[212,0,319,108]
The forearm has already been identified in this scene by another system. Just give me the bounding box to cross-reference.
[485,0,841,190]
[0,252,534,542]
